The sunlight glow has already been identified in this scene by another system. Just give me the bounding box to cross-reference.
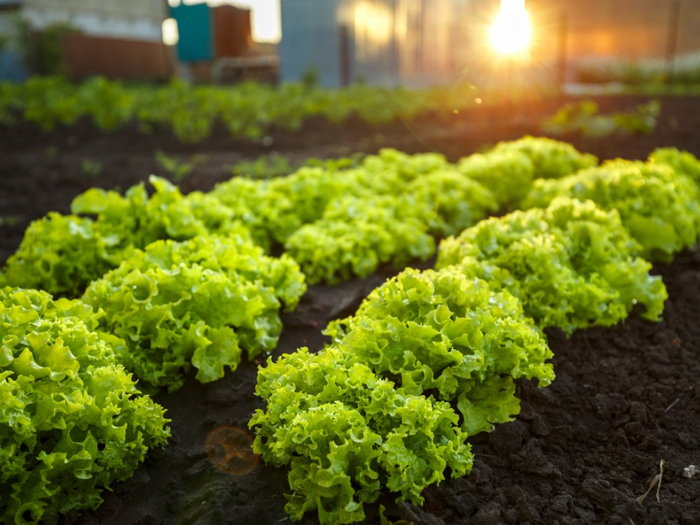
[489,0,532,56]
[162,18,179,46]
[353,1,393,60]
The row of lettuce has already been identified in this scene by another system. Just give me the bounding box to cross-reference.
[0,76,475,143]
[247,144,700,522]
[2,137,700,524]
[2,137,599,298]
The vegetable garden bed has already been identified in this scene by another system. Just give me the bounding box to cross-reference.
[1,93,699,525]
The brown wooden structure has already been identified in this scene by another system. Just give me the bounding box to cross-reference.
[61,33,176,81]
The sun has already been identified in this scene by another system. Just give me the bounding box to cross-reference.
[489,0,533,56]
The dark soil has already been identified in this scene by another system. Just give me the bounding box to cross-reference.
[1,94,699,525]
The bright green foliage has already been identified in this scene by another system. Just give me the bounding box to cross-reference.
[649,147,700,187]
[212,150,496,283]
[211,166,353,249]
[326,267,554,434]
[522,160,700,261]
[438,198,667,334]
[251,265,555,523]
[3,176,250,297]
[15,77,82,131]
[285,196,435,284]
[359,149,451,182]
[542,99,661,138]
[2,214,128,297]
[0,287,170,525]
[457,150,536,209]
[492,136,598,179]
[82,236,306,392]
[71,175,248,250]
[250,345,473,524]
[76,77,135,131]
[406,170,498,237]
[1,77,478,143]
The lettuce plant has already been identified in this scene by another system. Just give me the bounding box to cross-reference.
[71,175,248,252]
[438,198,667,333]
[649,147,700,187]
[1,213,128,297]
[0,287,170,524]
[522,160,700,261]
[406,169,497,237]
[252,266,554,523]
[251,345,473,524]
[82,236,306,391]
[3,176,249,297]
[326,267,554,435]
[214,150,496,284]
[492,136,598,179]
[284,196,435,284]
[457,149,536,209]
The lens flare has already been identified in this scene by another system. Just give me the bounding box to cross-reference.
[205,426,259,475]
[489,0,532,56]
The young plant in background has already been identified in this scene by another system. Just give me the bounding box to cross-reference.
[155,150,203,183]
[81,159,103,179]
[542,99,661,137]
[230,153,295,180]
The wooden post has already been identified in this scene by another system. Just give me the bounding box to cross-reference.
[665,0,681,84]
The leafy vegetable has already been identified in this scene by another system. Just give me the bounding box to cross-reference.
[326,266,554,434]
[252,266,554,523]
[250,346,473,524]
[284,196,435,284]
[0,287,170,524]
[213,150,496,283]
[2,213,127,297]
[522,160,700,261]
[406,169,497,237]
[438,197,667,333]
[648,147,700,187]
[82,236,305,392]
[1,76,479,143]
[457,149,535,209]
[491,136,598,179]
[3,176,250,297]
[542,99,661,137]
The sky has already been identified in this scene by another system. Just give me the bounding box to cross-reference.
[169,0,281,43]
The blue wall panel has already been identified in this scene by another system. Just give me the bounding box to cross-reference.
[280,0,342,87]
[0,51,28,82]
[172,4,213,62]
[279,0,472,87]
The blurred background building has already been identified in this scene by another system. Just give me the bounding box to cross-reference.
[0,0,173,80]
[278,0,700,88]
[2,0,700,86]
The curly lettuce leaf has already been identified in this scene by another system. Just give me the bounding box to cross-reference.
[438,197,667,332]
[0,287,169,525]
[251,346,472,524]
[83,237,305,391]
[522,160,700,261]
[457,149,535,210]
[492,136,598,179]
[326,267,554,434]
